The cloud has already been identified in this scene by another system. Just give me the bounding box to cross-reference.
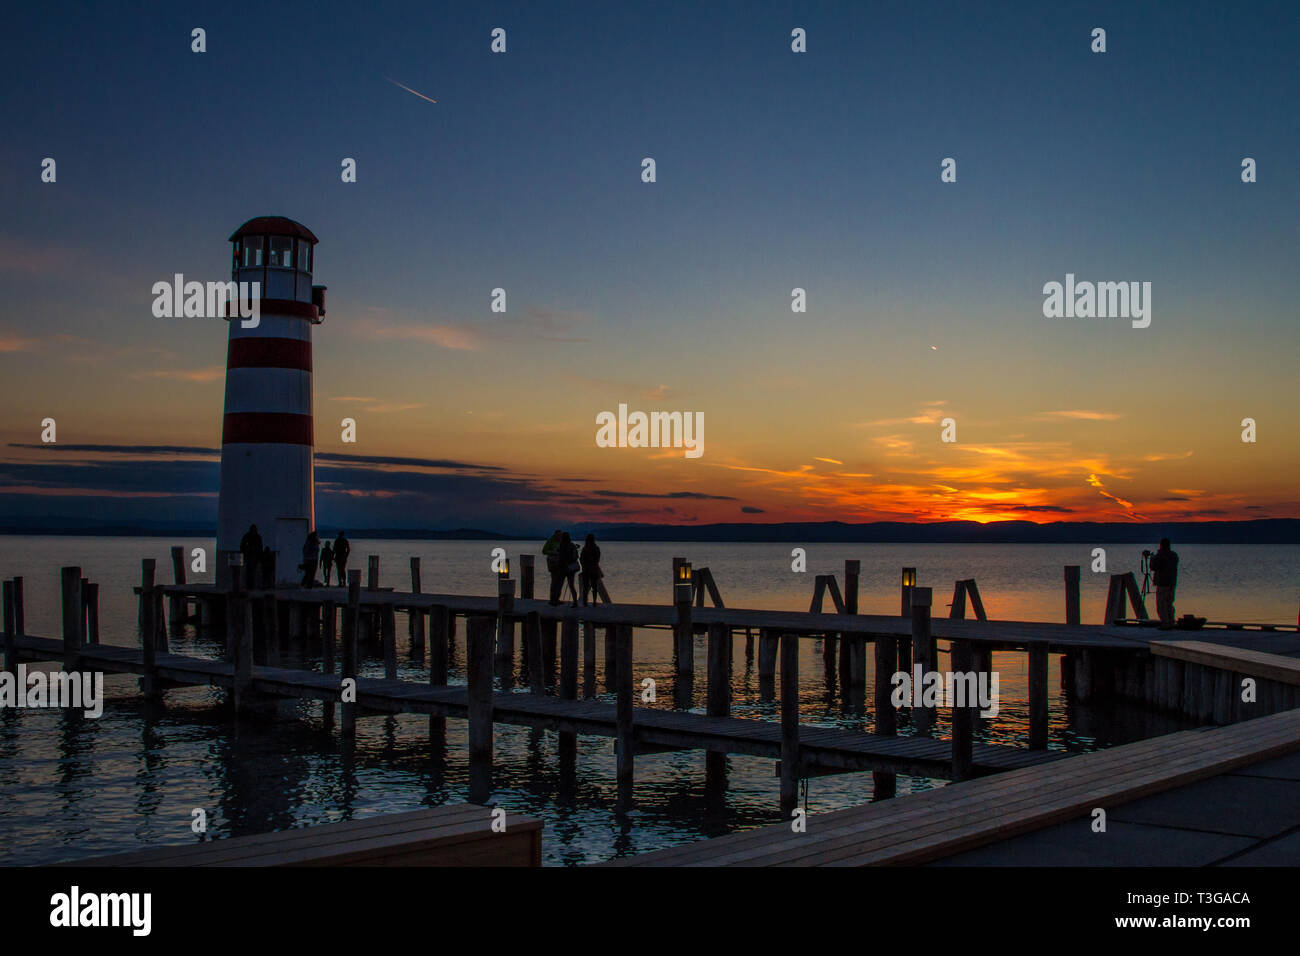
[741,505,765,514]
[592,490,738,501]
[8,442,218,456]
[1037,410,1122,421]
[132,366,226,383]
[814,457,843,465]
[1009,504,1075,514]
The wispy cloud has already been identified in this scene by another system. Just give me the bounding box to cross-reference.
[386,77,438,104]
[1037,410,1123,421]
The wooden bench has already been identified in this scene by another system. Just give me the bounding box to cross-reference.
[607,709,1300,866]
[70,805,541,867]
[1151,640,1300,686]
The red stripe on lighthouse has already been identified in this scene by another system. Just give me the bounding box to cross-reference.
[227,337,313,371]
[222,412,314,445]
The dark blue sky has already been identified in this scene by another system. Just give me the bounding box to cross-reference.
[2,1,1297,531]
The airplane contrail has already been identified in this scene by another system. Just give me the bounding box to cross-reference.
[386,77,438,104]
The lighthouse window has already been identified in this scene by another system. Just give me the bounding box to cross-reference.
[241,236,263,268]
[296,239,312,273]
[269,236,294,269]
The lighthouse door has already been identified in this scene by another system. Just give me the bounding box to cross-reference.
[275,517,310,585]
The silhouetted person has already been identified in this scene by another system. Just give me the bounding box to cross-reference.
[580,533,603,606]
[560,532,580,608]
[320,540,335,586]
[239,523,263,589]
[333,532,351,585]
[1151,538,1179,629]
[300,531,320,588]
[543,529,564,605]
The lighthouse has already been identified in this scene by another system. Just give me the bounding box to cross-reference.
[216,216,326,586]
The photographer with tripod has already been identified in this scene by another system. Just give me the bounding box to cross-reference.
[1148,537,1179,629]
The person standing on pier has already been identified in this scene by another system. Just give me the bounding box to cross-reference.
[320,539,335,586]
[560,532,581,607]
[543,528,564,605]
[239,523,263,589]
[1150,537,1179,629]
[333,532,351,585]
[300,531,320,587]
[580,533,603,606]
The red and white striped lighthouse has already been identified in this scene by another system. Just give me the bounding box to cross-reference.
[216,216,326,586]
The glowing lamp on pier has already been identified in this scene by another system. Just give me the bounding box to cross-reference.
[901,566,917,617]
[902,567,917,588]
[498,557,511,579]
[497,557,515,605]
[675,562,694,604]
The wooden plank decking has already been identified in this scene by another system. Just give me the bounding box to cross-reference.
[608,708,1300,866]
[70,805,541,867]
[1152,639,1300,686]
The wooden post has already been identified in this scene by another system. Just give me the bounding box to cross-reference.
[675,593,694,676]
[428,605,449,686]
[408,557,425,650]
[950,638,974,782]
[58,566,81,670]
[707,622,730,718]
[381,604,398,679]
[809,574,827,613]
[467,616,495,804]
[525,611,544,694]
[520,554,535,600]
[341,571,360,734]
[11,577,23,638]
[1103,574,1125,624]
[758,628,779,699]
[170,545,186,631]
[779,631,800,816]
[367,555,379,589]
[85,582,100,645]
[3,580,16,677]
[321,600,336,724]
[1064,565,1081,625]
[964,580,987,621]
[78,576,90,644]
[604,624,617,692]
[582,620,596,697]
[672,557,684,605]
[1122,572,1149,621]
[912,587,934,736]
[231,577,254,715]
[541,617,557,684]
[950,580,967,619]
[1028,641,1048,749]
[138,564,158,698]
[560,617,578,701]
[615,624,634,804]
[496,575,515,676]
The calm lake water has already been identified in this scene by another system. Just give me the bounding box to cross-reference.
[1,536,1296,866]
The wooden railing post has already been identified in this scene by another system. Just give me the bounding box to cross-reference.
[84,581,100,645]
[1064,565,1081,625]
[950,638,974,782]
[1028,640,1049,749]
[758,628,779,699]
[615,624,634,805]
[519,554,534,600]
[525,611,544,694]
[409,557,425,650]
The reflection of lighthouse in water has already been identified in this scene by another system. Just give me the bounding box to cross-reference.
[216,217,326,586]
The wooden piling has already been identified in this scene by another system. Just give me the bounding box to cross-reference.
[950,638,974,782]
[779,631,800,817]
[758,628,779,699]
[675,593,694,676]
[615,624,634,804]
[964,580,988,621]
[84,582,100,645]
[408,557,425,650]
[381,605,398,679]
[520,554,534,600]
[911,587,934,736]
[59,566,82,670]
[341,571,360,734]
[138,564,158,698]
[11,577,23,637]
[560,617,579,701]
[467,616,495,804]
[525,611,544,695]
[950,580,967,619]
[2,580,16,677]
[1064,565,1081,625]
[707,622,730,718]
[1028,641,1049,749]
[582,620,596,697]
[367,555,379,589]
[170,545,186,631]
[231,586,254,715]
[604,624,617,692]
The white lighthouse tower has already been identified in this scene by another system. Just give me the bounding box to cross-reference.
[216,216,326,586]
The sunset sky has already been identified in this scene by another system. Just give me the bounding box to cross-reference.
[2,2,1297,533]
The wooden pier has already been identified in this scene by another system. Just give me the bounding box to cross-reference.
[5,553,1300,819]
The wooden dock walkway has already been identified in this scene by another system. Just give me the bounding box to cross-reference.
[4,632,1052,780]
[607,708,1300,866]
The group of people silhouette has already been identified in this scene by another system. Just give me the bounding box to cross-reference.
[237,525,351,589]
[543,530,604,607]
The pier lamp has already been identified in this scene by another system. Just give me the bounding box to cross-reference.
[675,562,694,604]
[498,557,511,580]
[497,558,515,611]
[901,567,916,617]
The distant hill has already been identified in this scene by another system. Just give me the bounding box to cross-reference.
[1,517,1294,544]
